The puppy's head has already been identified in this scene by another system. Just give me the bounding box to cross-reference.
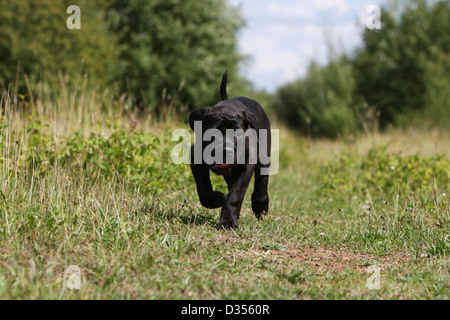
[189,106,257,174]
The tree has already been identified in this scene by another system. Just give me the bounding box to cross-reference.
[0,0,246,113]
[108,0,246,111]
[353,0,450,126]
[0,0,119,92]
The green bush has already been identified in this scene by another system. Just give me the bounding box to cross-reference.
[1,115,188,196]
[273,57,358,139]
[319,147,450,197]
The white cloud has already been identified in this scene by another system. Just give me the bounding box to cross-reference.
[315,0,350,13]
[234,0,350,19]
[229,0,388,91]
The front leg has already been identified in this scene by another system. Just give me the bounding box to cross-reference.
[190,145,224,209]
[217,164,255,229]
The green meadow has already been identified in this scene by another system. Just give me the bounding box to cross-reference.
[1,0,449,300]
[0,83,448,299]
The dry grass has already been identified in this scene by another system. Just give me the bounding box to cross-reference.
[304,128,450,161]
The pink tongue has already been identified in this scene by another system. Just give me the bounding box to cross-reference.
[215,164,230,169]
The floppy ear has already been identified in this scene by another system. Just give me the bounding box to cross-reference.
[241,111,258,131]
[189,107,211,131]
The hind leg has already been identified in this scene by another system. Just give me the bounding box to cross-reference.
[251,165,269,219]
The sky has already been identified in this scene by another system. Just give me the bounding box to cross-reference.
[228,0,389,92]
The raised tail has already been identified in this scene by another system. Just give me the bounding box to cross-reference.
[220,71,229,101]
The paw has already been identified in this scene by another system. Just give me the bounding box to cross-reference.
[216,218,239,230]
[200,191,225,209]
[252,195,268,220]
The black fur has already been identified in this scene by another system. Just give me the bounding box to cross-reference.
[220,71,229,101]
[189,72,271,229]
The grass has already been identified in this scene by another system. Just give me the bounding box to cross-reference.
[0,82,449,299]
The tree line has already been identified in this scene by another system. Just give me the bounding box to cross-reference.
[0,0,245,112]
[273,0,450,138]
[1,0,448,136]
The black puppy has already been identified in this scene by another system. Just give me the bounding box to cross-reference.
[189,71,271,229]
